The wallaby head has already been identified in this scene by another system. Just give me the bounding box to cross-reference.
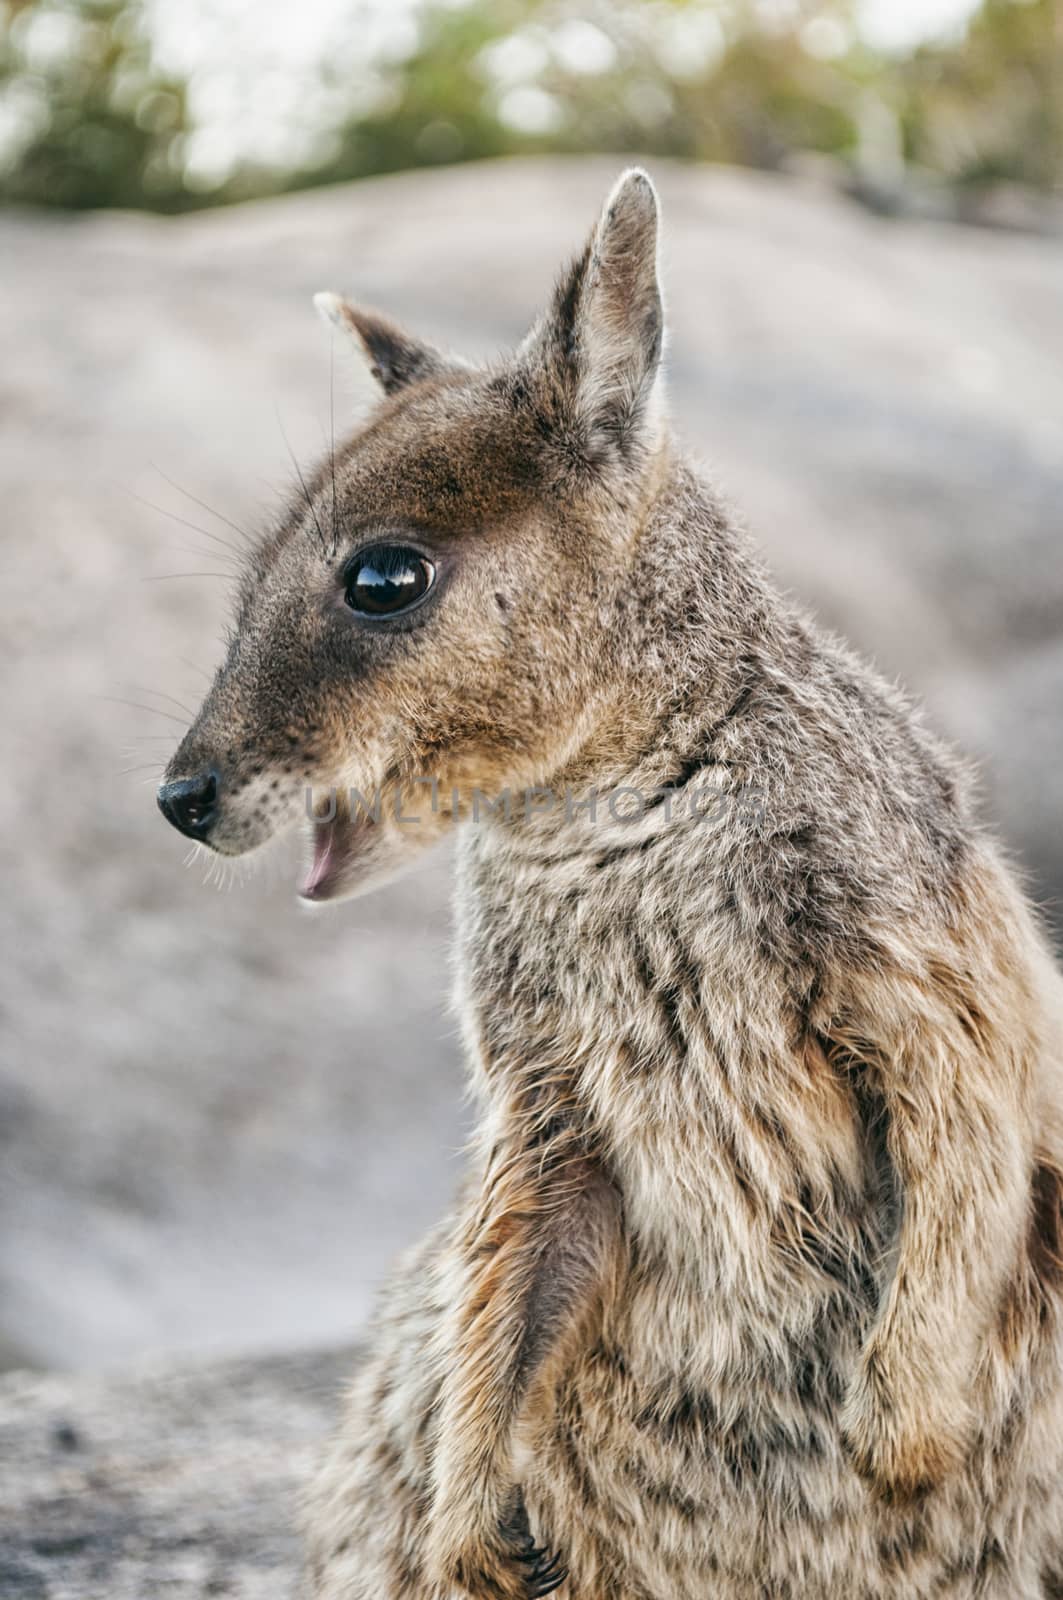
[158,169,667,901]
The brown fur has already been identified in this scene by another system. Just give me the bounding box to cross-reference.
[161,172,1063,1597]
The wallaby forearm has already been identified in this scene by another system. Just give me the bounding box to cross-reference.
[838,941,1035,1499]
[427,1136,620,1599]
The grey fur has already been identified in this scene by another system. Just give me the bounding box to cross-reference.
[162,171,1063,1599]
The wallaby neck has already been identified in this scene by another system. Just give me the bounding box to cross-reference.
[465,460,780,867]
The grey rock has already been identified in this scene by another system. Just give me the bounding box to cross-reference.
[0,1345,355,1597]
[0,156,1060,1372]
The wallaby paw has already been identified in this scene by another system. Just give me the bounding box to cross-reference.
[440,1538,567,1600]
[513,1543,568,1598]
[840,1350,970,1504]
[500,1487,568,1598]
[434,1496,567,1599]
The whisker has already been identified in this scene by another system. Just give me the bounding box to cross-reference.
[162,542,242,572]
[178,655,212,684]
[330,334,338,557]
[100,696,189,726]
[126,684,198,719]
[148,463,253,546]
[202,849,240,893]
[275,403,328,557]
[125,488,246,561]
[144,571,233,582]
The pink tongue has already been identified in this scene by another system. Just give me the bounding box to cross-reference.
[300,820,342,901]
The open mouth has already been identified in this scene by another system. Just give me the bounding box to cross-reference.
[299,798,372,903]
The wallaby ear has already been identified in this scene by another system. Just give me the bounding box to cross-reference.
[536,168,664,455]
[313,292,458,396]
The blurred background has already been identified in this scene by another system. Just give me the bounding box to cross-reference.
[0,0,1060,1374]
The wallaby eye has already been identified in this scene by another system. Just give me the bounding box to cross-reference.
[343,544,435,617]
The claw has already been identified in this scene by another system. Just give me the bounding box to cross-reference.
[529,1558,568,1599]
[495,1489,567,1597]
[525,1549,567,1598]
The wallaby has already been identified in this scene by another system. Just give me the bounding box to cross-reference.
[158,171,1063,1599]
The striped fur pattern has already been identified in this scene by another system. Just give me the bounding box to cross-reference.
[163,172,1063,1598]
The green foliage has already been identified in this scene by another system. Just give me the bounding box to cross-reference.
[0,0,189,209]
[0,0,1057,213]
[897,0,1060,190]
[303,1,864,189]
[302,6,515,190]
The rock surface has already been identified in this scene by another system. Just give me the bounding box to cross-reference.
[0,1344,354,1597]
[0,156,1061,1372]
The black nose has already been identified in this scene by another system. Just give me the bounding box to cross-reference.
[157,770,219,841]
